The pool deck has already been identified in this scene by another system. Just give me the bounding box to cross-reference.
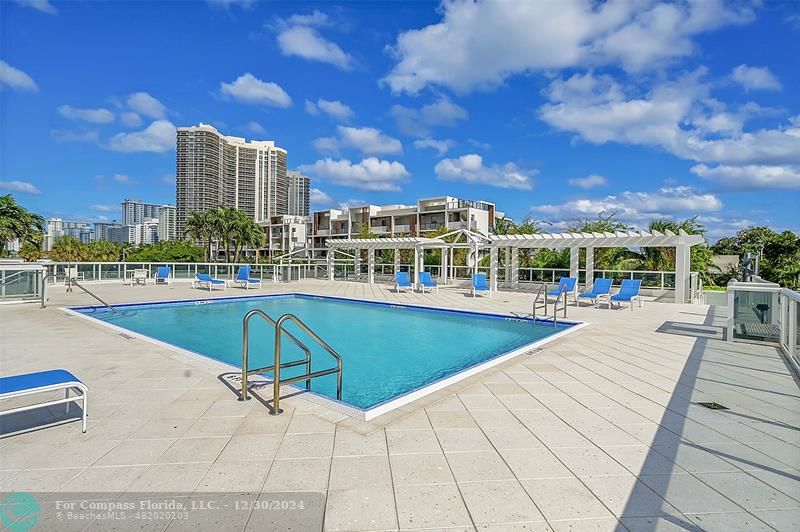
[1,280,799,531]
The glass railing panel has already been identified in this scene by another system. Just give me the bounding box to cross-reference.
[732,289,779,343]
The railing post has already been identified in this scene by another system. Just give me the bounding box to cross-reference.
[272,318,284,415]
[240,318,250,401]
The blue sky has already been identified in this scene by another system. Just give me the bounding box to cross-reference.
[1,0,798,242]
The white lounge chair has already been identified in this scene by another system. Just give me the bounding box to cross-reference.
[0,369,88,433]
[193,273,226,291]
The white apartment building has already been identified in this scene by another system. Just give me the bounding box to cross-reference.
[108,220,159,246]
[44,218,94,250]
[310,196,498,256]
[287,171,310,217]
[261,215,310,257]
[158,205,177,241]
[121,199,161,226]
[176,123,288,235]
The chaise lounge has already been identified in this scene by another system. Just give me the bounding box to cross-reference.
[472,273,491,297]
[230,265,262,290]
[547,277,577,305]
[418,271,439,293]
[0,369,88,433]
[394,271,413,293]
[155,266,172,285]
[193,273,226,291]
[609,279,643,311]
[578,277,612,307]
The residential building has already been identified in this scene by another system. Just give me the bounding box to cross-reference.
[261,215,310,257]
[107,220,159,245]
[310,196,499,256]
[94,222,123,242]
[175,123,289,236]
[287,171,310,216]
[158,205,177,241]
[44,218,94,250]
[121,199,161,226]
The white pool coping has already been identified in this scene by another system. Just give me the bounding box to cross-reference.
[63,292,589,421]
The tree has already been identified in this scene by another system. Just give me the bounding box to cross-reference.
[710,226,800,288]
[49,236,88,262]
[86,240,122,261]
[18,241,43,262]
[184,210,215,262]
[125,240,204,262]
[0,194,45,256]
[231,211,264,262]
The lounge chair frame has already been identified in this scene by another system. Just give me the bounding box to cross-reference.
[0,370,88,433]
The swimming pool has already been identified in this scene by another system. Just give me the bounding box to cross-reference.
[70,294,580,419]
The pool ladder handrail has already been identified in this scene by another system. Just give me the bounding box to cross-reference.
[240,310,343,415]
[531,282,568,326]
[63,276,118,313]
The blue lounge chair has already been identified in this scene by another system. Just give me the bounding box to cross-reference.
[0,369,88,433]
[578,277,612,307]
[418,271,438,293]
[547,277,577,305]
[193,273,226,291]
[472,273,490,297]
[155,266,171,285]
[231,265,262,290]
[609,279,643,310]
[395,271,413,293]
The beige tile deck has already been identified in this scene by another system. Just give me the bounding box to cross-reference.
[1,279,799,531]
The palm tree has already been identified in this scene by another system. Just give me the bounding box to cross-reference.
[0,194,45,256]
[18,241,43,262]
[49,236,88,262]
[184,210,215,262]
[231,210,264,262]
[215,207,240,262]
[86,240,122,261]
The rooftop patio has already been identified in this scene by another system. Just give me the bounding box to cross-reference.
[1,280,798,531]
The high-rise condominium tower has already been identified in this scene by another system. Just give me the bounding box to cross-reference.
[287,171,310,216]
[121,199,161,226]
[175,123,288,235]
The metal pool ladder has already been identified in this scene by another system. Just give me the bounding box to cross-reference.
[531,282,568,326]
[240,310,343,415]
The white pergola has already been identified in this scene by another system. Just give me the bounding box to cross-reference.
[326,229,704,303]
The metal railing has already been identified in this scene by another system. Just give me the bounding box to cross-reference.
[66,278,118,312]
[240,310,343,415]
[0,264,45,302]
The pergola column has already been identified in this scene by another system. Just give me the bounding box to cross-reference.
[504,248,511,287]
[569,246,579,279]
[473,240,479,279]
[354,249,361,281]
[585,246,595,289]
[413,247,420,285]
[449,247,454,281]
[511,248,519,289]
[393,248,401,274]
[367,248,375,284]
[440,246,447,284]
[675,244,690,304]
[327,248,334,281]
[490,246,499,292]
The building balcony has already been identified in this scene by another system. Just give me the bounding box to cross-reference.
[371,226,389,234]
[316,229,330,236]
[393,224,411,233]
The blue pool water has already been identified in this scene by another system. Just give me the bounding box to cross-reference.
[75,295,572,409]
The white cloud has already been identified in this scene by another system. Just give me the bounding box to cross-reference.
[0,180,40,194]
[0,61,38,91]
[277,23,353,70]
[310,187,334,205]
[245,121,266,135]
[89,204,116,212]
[120,112,142,127]
[731,64,782,92]
[14,0,57,15]
[51,129,99,143]
[313,126,402,156]
[538,71,800,168]
[304,100,319,115]
[219,73,292,107]
[384,0,754,94]
[434,154,535,190]
[316,99,354,121]
[112,174,134,184]
[286,10,330,27]
[298,158,409,192]
[532,186,722,226]
[57,105,115,124]
[413,138,455,156]
[108,120,176,153]
[126,92,167,119]
[207,0,255,9]
[391,97,468,137]
[691,164,800,190]
[568,174,607,189]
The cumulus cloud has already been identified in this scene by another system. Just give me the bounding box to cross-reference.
[276,11,352,70]
[731,64,782,92]
[391,96,468,137]
[568,174,607,189]
[383,0,754,94]
[112,174,134,184]
[538,71,800,178]
[90,204,116,212]
[120,112,142,127]
[51,129,99,144]
[14,0,57,15]
[434,154,535,190]
[108,120,176,153]
[532,186,722,226]
[126,92,167,119]
[313,126,402,156]
[0,180,40,194]
[305,98,353,121]
[413,138,455,156]
[58,105,115,124]
[298,158,409,192]
[245,121,266,135]
[310,187,334,205]
[207,0,255,9]
[691,164,800,190]
[0,61,38,91]
[219,73,292,107]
